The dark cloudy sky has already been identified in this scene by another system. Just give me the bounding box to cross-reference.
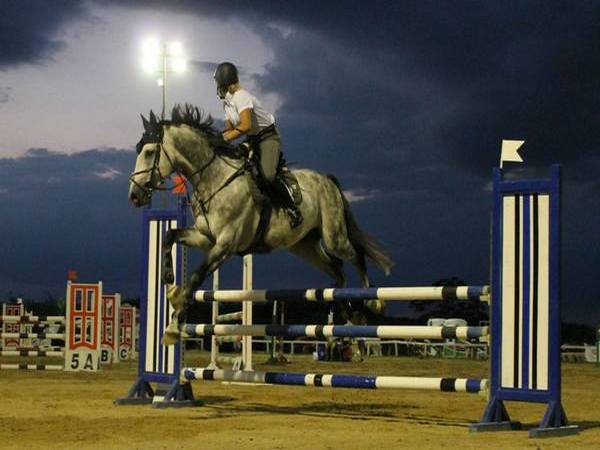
[1,1,598,325]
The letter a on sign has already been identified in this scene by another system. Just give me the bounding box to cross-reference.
[500,140,524,168]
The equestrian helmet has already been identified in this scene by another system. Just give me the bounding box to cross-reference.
[214,62,239,88]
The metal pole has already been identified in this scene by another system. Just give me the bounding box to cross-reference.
[159,45,168,209]
[270,301,277,361]
[597,327,600,367]
[279,302,286,361]
[242,255,253,371]
[208,270,219,369]
[179,196,188,285]
[161,44,167,120]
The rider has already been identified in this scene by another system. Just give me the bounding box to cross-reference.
[212,62,302,228]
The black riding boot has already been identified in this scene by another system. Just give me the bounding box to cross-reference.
[272,178,303,228]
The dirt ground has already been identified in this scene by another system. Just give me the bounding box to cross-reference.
[0,351,598,450]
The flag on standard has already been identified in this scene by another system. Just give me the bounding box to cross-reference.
[500,140,524,168]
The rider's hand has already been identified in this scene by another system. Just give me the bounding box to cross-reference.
[208,133,228,148]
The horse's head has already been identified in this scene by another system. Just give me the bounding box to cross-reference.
[128,111,175,207]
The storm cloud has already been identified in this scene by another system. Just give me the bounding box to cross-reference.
[0,0,89,68]
[0,1,598,323]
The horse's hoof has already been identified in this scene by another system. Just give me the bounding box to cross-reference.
[162,268,174,285]
[161,330,180,346]
[365,299,385,315]
[161,319,181,345]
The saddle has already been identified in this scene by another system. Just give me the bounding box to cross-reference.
[214,141,302,255]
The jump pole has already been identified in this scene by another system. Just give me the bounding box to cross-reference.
[193,285,489,304]
[181,324,489,340]
[183,368,487,393]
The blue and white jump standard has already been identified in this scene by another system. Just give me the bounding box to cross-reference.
[470,165,578,437]
[115,201,201,407]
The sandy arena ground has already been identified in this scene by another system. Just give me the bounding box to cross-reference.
[1,351,599,449]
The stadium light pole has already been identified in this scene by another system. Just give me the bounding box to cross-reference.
[140,38,188,218]
[141,38,187,119]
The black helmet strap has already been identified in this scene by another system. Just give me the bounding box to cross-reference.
[217,85,228,99]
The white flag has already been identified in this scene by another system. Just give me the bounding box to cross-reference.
[500,140,524,168]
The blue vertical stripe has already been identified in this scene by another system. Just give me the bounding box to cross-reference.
[490,168,503,394]
[548,165,562,400]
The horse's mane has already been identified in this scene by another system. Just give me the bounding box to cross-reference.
[160,103,219,137]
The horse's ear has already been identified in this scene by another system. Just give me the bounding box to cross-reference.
[149,110,157,125]
[172,106,180,123]
[141,114,149,131]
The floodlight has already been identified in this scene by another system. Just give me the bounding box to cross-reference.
[139,37,186,119]
[168,41,183,56]
[171,57,187,74]
[142,37,161,57]
[141,55,159,74]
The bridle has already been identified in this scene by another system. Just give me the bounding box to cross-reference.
[129,123,248,210]
[129,126,181,197]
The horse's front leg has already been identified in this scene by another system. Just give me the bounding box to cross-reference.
[163,239,236,345]
[161,227,213,320]
[161,228,178,285]
[161,227,211,285]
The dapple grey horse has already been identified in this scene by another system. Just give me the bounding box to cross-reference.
[128,105,392,344]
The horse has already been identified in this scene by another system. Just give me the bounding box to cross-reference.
[128,104,392,345]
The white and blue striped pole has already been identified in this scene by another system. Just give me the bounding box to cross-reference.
[182,368,487,393]
[181,324,488,341]
[193,286,489,304]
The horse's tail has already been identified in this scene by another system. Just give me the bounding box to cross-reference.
[326,174,393,276]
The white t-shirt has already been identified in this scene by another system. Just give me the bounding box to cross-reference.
[223,89,275,135]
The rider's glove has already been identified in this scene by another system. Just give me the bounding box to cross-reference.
[208,133,228,148]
